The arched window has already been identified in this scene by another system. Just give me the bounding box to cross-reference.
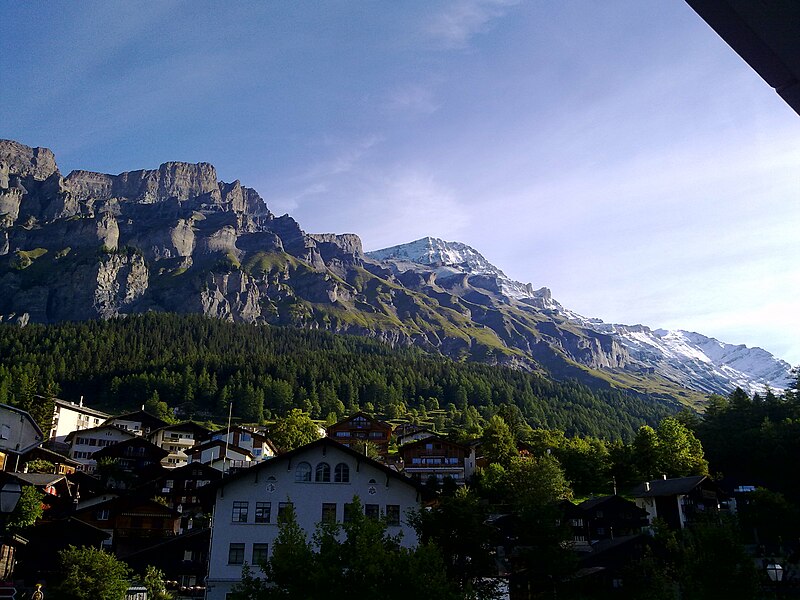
[315,462,331,482]
[334,463,350,483]
[295,462,311,482]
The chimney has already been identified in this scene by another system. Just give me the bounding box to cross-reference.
[79,395,84,407]
[662,474,667,480]
[645,481,650,492]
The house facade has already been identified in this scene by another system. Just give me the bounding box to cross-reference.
[64,424,136,472]
[205,438,422,600]
[49,397,110,448]
[326,412,393,457]
[399,435,473,484]
[148,422,211,468]
[0,403,44,472]
[630,475,722,530]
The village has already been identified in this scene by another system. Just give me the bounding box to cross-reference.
[1,394,791,600]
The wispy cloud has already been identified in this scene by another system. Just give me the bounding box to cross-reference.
[425,0,520,48]
[383,84,440,116]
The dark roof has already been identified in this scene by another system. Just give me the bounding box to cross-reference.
[104,410,170,430]
[327,412,393,432]
[399,434,468,452]
[50,396,110,419]
[91,436,169,460]
[191,439,255,459]
[21,445,81,466]
[629,475,708,497]
[212,437,423,493]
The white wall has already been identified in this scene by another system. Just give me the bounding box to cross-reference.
[206,443,420,600]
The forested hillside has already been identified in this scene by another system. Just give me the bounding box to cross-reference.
[0,314,676,439]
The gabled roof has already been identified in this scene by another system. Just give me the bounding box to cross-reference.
[104,410,170,430]
[191,439,255,459]
[148,421,212,438]
[399,434,468,452]
[578,495,643,512]
[630,475,709,498]
[212,437,423,493]
[137,461,222,489]
[92,436,169,460]
[21,445,81,466]
[64,423,137,443]
[51,396,110,419]
[327,411,393,432]
[11,472,68,488]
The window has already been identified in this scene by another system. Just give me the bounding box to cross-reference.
[335,431,350,438]
[344,503,358,523]
[365,504,379,519]
[255,502,271,524]
[228,543,245,565]
[334,463,350,483]
[96,508,110,521]
[386,505,400,526]
[252,543,268,565]
[295,462,312,482]
[315,462,331,483]
[278,502,293,521]
[232,501,249,523]
[322,503,337,524]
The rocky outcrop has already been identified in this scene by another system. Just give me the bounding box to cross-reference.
[0,140,59,181]
[93,253,149,318]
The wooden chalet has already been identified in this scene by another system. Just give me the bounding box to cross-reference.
[72,494,181,558]
[326,412,393,457]
[399,435,473,484]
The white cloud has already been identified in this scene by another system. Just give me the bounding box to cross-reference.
[383,84,440,115]
[425,0,520,48]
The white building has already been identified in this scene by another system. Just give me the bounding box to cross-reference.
[205,438,423,600]
[0,403,44,471]
[49,397,110,447]
[64,424,136,472]
[148,422,211,468]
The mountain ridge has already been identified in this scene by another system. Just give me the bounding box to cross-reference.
[367,237,792,395]
[0,139,790,403]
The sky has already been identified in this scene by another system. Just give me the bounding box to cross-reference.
[2,1,799,365]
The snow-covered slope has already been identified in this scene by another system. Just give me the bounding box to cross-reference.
[368,237,562,309]
[368,237,793,396]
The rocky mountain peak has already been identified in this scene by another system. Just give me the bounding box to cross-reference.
[0,139,59,182]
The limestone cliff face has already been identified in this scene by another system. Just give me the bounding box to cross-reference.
[0,139,684,393]
[93,253,149,318]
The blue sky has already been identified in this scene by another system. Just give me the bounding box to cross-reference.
[2,1,799,365]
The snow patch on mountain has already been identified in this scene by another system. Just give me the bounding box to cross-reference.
[367,237,561,308]
[368,237,794,396]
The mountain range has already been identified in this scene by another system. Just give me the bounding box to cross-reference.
[0,139,791,404]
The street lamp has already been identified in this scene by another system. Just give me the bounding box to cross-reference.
[766,563,784,583]
[0,482,21,517]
